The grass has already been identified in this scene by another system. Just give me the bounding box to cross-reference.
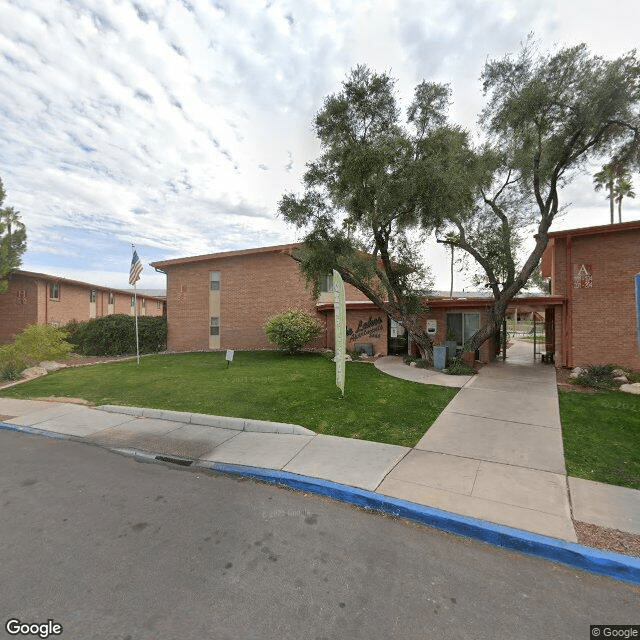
[559,388,640,489]
[0,351,459,448]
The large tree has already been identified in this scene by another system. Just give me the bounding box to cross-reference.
[279,66,476,360]
[436,42,639,355]
[0,177,27,293]
[281,43,640,362]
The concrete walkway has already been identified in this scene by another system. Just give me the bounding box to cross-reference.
[377,340,576,540]
[1,340,639,545]
[374,356,474,388]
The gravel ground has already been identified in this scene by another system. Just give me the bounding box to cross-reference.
[574,521,640,558]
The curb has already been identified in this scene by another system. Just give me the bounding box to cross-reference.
[2,420,639,585]
[0,421,77,441]
[97,405,315,435]
[195,460,640,586]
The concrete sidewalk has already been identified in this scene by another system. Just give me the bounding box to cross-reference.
[0,340,638,545]
[377,340,640,540]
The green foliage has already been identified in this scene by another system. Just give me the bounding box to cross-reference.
[0,351,459,448]
[0,324,73,378]
[0,361,23,381]
[280,65,472,361]
[445,359,476,376]
[414,358,429,368]
[403,354,417,364]
[560,389,640,489]
[65,314,167,356]
[263,309,324,355]
[573,364,618,390]
[0,177,27,293]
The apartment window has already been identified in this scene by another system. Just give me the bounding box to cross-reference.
[210,271,220,291]
[156,300,161,309]
[89,289,96,303]
[142,298,146,309]
[446,312,480,346]
[130,296,135,307]
[210,317,220,336]
[318,274,333,293]
[108,292,115,305]
[49,283,60,300]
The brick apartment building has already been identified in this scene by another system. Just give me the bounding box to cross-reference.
[540,219,640,370]
[152,244,522,362]
[0,270,166,345]
[152,221,640,371]
[151,244,374,353]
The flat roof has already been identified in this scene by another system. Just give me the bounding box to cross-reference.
[151,243,301,269]
[547,219,640,239]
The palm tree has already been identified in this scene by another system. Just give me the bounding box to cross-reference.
[593,164,616,224]
[614,175,635,223]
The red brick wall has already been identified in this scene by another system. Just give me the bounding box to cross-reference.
[0,274,38,343]
[165,252,333,351]
[552,228,640,370]
[0,273,164,345]
[417,307,495,363]
[324,309,388,355]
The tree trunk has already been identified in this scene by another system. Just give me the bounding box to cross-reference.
[410,329,434,363]
[609,182,615,224]
[449,245,454,298]
[618,196,622,223]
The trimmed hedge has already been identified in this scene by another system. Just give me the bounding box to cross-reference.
[65,314,167,356]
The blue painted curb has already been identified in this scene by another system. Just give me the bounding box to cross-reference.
[0,421,73,441]
[199,461,640,586]
[3,421,639,585]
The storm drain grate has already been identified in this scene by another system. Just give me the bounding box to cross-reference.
[155,455,194,467]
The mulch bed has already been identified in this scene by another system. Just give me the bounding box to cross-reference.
[573,521,640,558]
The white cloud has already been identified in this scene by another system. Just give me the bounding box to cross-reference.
[0,0,639,291]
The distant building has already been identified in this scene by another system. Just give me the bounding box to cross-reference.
[0,270,166,344]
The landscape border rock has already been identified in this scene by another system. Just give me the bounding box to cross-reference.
[620,383,640,395]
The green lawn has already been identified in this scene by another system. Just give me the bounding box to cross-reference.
[559,388,640,489]
[0,351,458,448]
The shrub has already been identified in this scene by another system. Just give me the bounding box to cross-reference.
[446,359,476,376]
[65,315,167,356]
[414,358,429,368]
[264,309,324,355]
[574,364,617,390]
[403,355,417,364]
[0,324,73,379]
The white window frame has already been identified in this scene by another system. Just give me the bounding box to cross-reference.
[210,271,221,291]
[210,317,220,336]
[49,283,60,300]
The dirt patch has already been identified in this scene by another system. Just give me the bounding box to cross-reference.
[574,520,640,558]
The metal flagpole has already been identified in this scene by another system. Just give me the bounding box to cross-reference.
[132,245,140,365]
[134,282,140,365]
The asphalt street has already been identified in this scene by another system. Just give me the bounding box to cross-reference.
[1,430,638,640]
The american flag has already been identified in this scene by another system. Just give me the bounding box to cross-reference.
[129,250,143,285]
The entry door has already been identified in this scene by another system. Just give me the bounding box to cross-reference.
[388,318,408,355]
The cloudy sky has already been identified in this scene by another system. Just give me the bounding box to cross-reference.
[1,0,639,292]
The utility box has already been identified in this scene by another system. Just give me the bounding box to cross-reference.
[433,345,447,370]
